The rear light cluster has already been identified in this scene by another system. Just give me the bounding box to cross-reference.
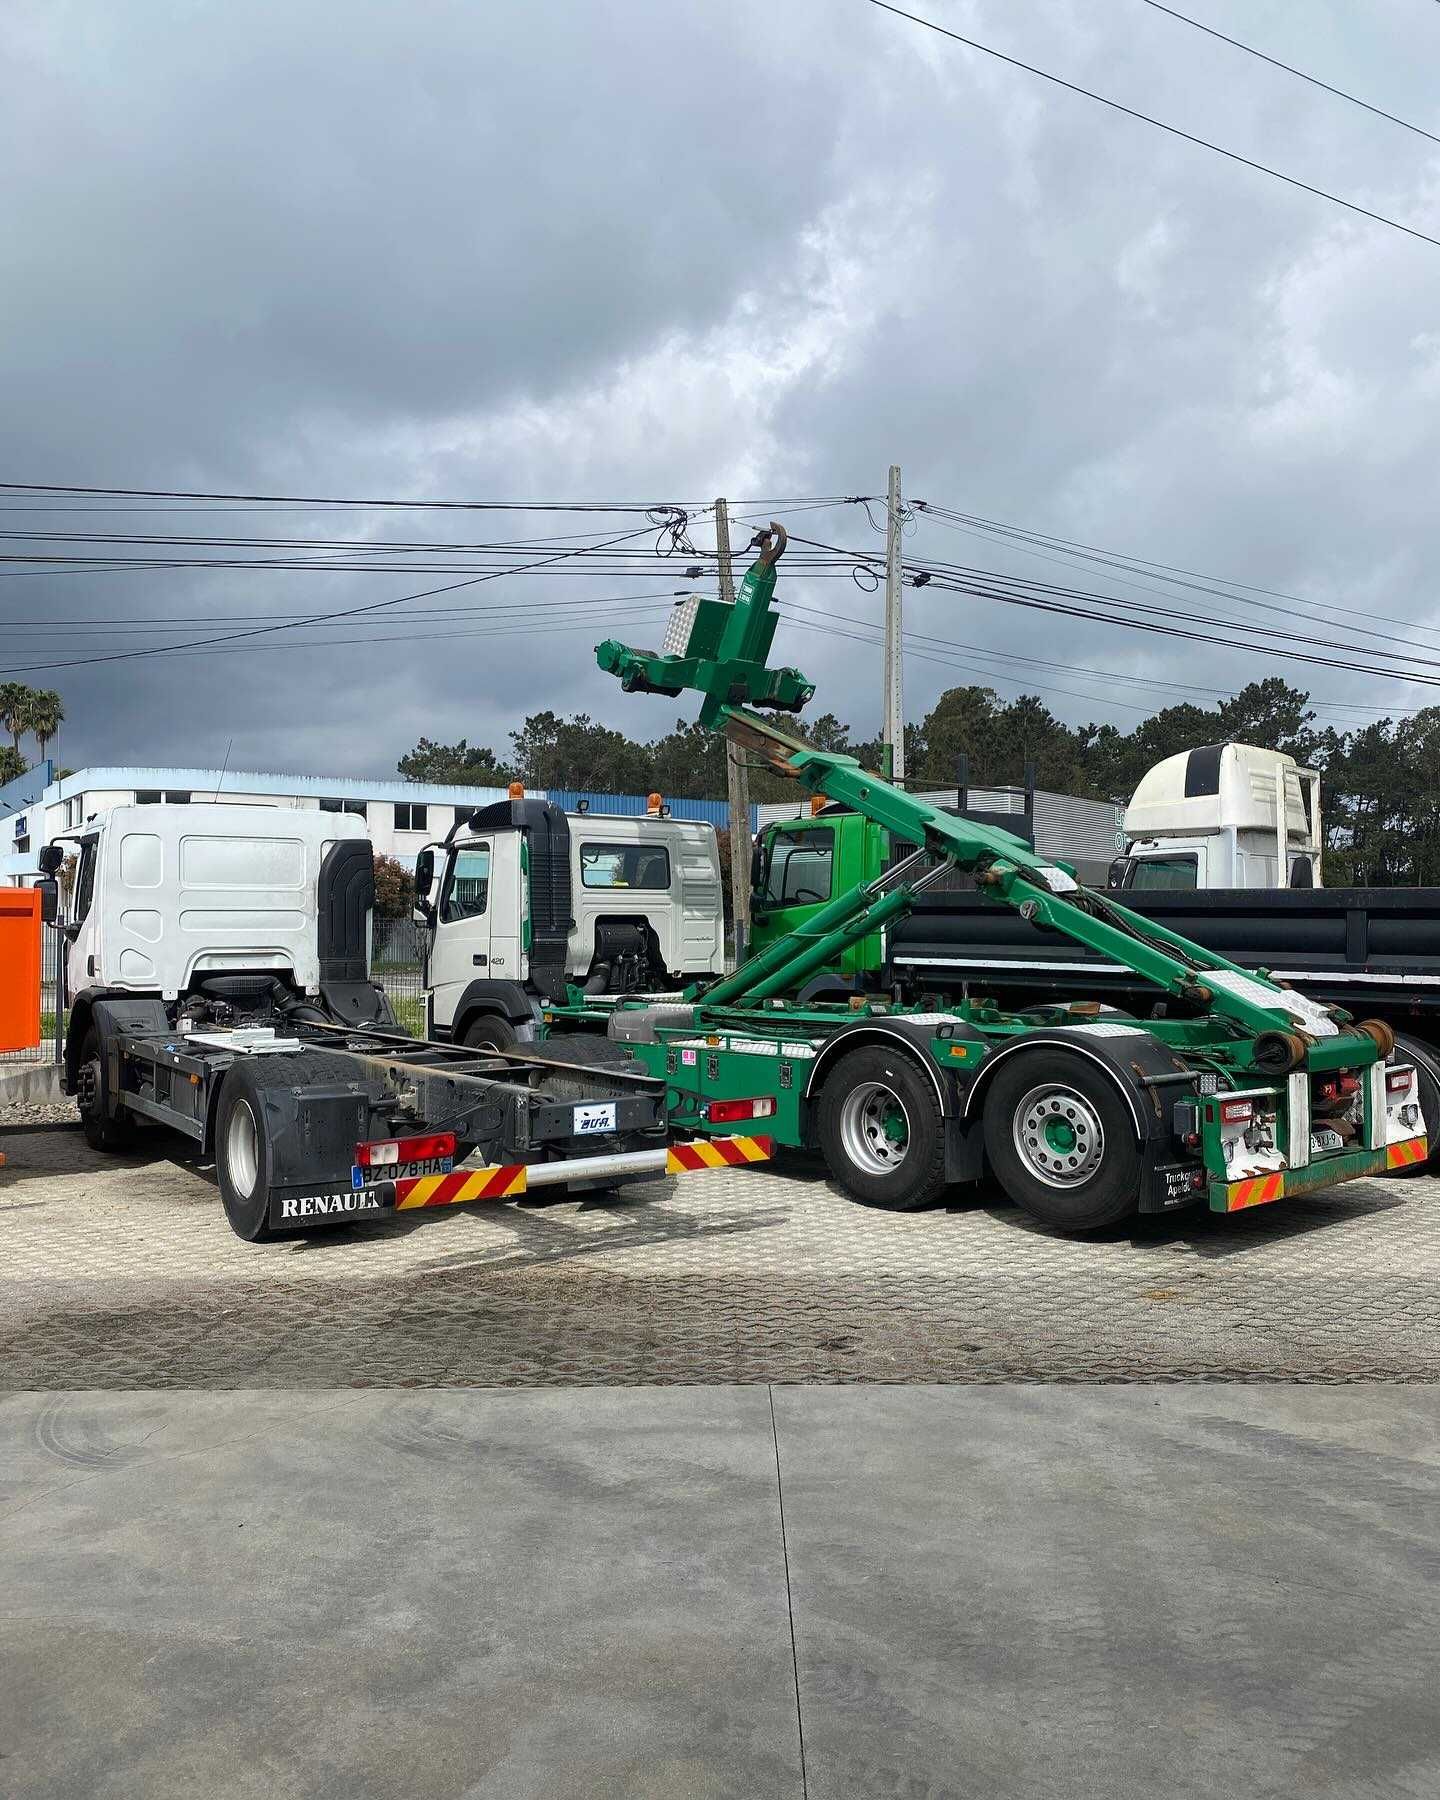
[1220,1100,1254,1126]
[705,1097,777,1125]
[355,1132,456,1167]
[1387,1068,1415,1096]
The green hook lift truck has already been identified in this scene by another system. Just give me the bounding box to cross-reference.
[530,525,1427,1231]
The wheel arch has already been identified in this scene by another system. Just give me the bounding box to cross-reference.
[960,1034,1146,1142]
[451,979,539,1043]
[804,1022,954,1118]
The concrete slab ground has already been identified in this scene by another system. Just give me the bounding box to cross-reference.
[4,1115,1438,1385]
[3,1384,1438,1799]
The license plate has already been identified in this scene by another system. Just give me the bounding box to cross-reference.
[574,1102,617,1136]
[351,1156,453,1190]
[1310,1129,1343,1155]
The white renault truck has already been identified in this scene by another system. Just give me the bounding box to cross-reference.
[415,795,724,1051]
[41,804,760,1241]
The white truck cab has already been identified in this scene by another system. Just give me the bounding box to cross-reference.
[418,798,723,1050]
[59,804,371,999]
[1115,743,1321,892]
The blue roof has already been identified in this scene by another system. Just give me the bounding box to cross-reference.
[2,765,751,832]
[546,790,753,830]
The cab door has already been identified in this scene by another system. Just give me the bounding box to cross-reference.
[427,841,494,1031]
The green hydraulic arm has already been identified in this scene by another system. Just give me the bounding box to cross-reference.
[597,525,1385,1073]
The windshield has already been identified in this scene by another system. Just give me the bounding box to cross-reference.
[1125,854,1199,892]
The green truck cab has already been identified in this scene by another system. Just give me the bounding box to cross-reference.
[751,809,893,980]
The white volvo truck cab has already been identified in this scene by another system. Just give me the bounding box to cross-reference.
[417,796,724,1052]
[1114,743,1322,892]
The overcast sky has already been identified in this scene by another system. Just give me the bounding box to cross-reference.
[4,0,1440,780]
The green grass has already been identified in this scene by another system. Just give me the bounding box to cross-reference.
[389,996,426,1038]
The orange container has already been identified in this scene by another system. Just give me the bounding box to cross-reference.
[0,887,42,1053]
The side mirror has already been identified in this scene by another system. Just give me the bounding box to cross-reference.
[413,848,436,924]
[1107,858,1127,889]
[749,839,763,896]
[37,877,58,925]
[38,844,63,875]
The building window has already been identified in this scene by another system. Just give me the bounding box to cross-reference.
[14,835,29,854]
[319,798,368,817]
[135,789,192,806]
[166,790,191,804]
[394,802,428,832]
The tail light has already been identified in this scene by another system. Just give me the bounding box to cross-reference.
[356,1132,456,1167]
[1387,1068,1415,1095]
[705,1097,777,1124]
[1220,1099,1253,1125]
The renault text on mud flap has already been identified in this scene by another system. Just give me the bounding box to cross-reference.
[278,1190,390,1220]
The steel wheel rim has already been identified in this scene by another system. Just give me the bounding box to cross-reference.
[227,1099,260,1199]
[1012,1083,1104,1189]
[838,1080,911,1177]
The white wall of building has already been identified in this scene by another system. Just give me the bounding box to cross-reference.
[2,766,516,880]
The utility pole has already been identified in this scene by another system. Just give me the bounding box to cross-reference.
[882,463,905,784]
[716,498,752,965]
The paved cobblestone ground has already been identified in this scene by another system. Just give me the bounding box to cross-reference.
[3,1110,1437,1387]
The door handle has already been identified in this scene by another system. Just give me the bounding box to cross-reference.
[472,954,487,967]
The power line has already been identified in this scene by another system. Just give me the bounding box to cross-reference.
[0,481,859,512]
[1137,1,1440,148]
[0,588,687,633]
[776,598,1435,721]
[0,522,659,676]
[866,0,1440,252]
[912,502,1440,655]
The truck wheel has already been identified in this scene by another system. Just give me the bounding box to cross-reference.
[214,1051,362,1242]
[816,1046,948,1211]
[76,1026,137,1153]
[462,1015,519,1055]
[1388,1034,1440,1177]
[982,1050,1141,1232]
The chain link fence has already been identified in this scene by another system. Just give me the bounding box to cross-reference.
[373,917,426,1036]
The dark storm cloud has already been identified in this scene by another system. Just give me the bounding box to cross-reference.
[3,0,1439,775]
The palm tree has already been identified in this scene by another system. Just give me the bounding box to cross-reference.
[0,683,32,755]
[25,689,64,764]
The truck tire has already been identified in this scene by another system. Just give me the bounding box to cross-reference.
[1388,1034,1440,1177]
[535,1032,645,1088]
[214,1051,362,1242]
[76,1025,138,1153]
[461,1015,520,1055]
[982,1049,1141,1232]
[816,1045,948,1212]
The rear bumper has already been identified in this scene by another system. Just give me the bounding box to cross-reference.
[1207,1135,1427,1213]
[267,1134,774,1226]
